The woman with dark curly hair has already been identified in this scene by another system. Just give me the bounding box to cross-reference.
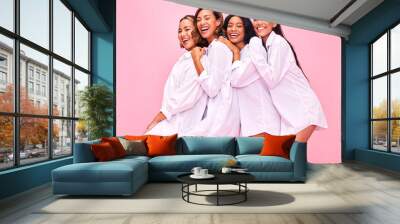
[219,15,281,137]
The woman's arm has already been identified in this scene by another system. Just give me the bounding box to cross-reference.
[195,42,232,98]
[218,37,260,88]
[249,36,294,89]
[145,112,167,132]
[164,79,205,115]
[191,47,205,75]
[230,58,260,88]
[218,37,240,62]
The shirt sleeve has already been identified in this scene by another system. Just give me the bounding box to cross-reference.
[160,63,179,120]
[230,57,260,88]
[249,36,295,89]
[197,42,232,97]
[163,76,205,115]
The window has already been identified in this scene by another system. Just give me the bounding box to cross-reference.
[0,54,8,89]
[75,18,89,70]
[20,0,49,49]
[28,81,34,94]
[0,0,14,32]
[53,59,72,117]
[371,23,400,154]
[0,55,7,67]
[0,0,91,170]
[53,0,72,60]
[42,85,46,97]
[35,70,40,81]
[0,35,13,112]
[35,83,40,95]
[28,67,34,80]
[0,71,6,85]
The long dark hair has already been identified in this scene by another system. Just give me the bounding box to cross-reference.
[223,15,256,45]
[179,15,207,48]
[271,25,308,80]
[272,25,302,70]
[194,8,225,46]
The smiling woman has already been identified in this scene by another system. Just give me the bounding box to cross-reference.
[145,15,208,136]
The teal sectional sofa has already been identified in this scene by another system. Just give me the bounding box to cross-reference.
[52,136,307,196]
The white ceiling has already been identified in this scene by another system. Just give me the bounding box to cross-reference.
[166,0,384,38]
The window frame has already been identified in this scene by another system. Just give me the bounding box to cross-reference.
[370,20,400,154]
[0,0,92,171]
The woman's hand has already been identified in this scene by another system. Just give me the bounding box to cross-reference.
[218,36,237,51]
[218,36,240,62]
[145,112,166,133]
[191,47,205,75]
[190,47,205,62]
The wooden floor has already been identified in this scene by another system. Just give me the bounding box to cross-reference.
[1,162,400,224]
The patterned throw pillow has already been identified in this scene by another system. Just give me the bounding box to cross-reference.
[118,137,147,156]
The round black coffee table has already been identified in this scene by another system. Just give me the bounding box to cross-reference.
[177,173,255,206]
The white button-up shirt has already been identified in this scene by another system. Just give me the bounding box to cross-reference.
[249,32,328,135]
[231,44,281,136]
[183,39,240,136]
[146,51,208,136]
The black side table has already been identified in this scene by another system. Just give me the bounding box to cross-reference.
[177,173,255,206]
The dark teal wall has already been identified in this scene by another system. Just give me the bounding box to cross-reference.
[344,0,400,170]
[91,32,115,135]
[0,158,72,199]
[92,33,114,87]
[0,0,115,200]
[91,0,115,135]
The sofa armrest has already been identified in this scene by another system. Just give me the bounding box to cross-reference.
[73,140,100,163]
[289,141,307,181]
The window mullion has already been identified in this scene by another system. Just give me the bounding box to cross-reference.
[48,0,53,160]
[71,10,76,155]
[13,0,20,167]
[388,30,391,153]
[370,45,373,149]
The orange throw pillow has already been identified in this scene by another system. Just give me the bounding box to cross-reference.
[146,134,177,157]
[259,133,296,159]
[91,142,117,161]
[124,135,148,141]
[101,137,127,158]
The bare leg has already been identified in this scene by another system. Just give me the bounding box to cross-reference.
[295,125,316,143]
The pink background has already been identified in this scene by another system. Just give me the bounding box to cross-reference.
[116,0,342,163]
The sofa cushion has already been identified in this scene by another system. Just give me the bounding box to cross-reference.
[236,155,293,172]
[52,158,148,183]
[236,137,264,155]
[176,137,236,155]
[149,154,235,172]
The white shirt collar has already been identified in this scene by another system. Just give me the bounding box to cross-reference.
[183,51,192,59]
[265,31,276,47]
